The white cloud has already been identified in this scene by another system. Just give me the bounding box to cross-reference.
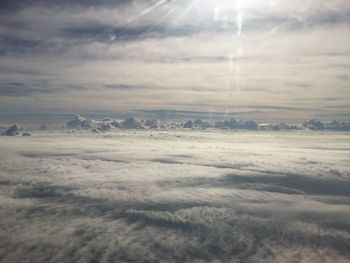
[0,131,349,261]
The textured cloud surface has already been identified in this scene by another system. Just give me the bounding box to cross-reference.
[0,131,349,262]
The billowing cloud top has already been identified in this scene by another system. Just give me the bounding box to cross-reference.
[0,0,349,121]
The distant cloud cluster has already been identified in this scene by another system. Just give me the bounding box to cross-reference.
[63,114,350,132]
[0,131,349,262]
[2,114,350,135]
[303,119,350,131]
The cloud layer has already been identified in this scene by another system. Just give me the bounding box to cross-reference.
[0,0,349,121]
[0,131,350,262]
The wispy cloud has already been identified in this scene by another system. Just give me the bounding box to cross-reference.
[0,0,349,120]
[0,82,86,96]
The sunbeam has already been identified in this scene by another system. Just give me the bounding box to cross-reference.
[0,1,349,262]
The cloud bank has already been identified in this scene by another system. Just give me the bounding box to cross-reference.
[0,131,350,262]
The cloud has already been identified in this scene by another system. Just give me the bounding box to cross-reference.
[0,0,349,120]
[0,131,349,262]
[0,82,86,96]
[0,0,129,11]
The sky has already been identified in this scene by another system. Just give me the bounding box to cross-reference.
[0,0,349,121]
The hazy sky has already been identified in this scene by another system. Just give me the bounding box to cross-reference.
[0,0,349,121]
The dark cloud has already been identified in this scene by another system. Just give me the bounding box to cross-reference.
[60,23,188,42]
[246,9,350,30]
[138,109,261,119]
[1,3,349,56]
[0,0,130,12]
[104,84,148,90]
[0,82,86,96]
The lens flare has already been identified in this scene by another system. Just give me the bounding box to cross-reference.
[235,1,243,94]
[237,12,243,36]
